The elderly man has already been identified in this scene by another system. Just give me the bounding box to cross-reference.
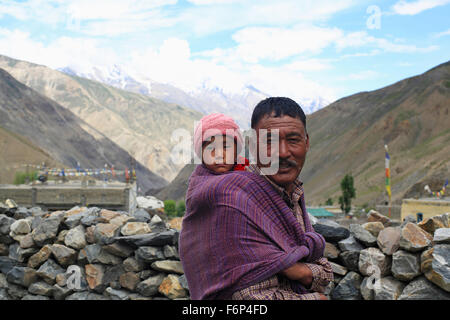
[179,97,333,300]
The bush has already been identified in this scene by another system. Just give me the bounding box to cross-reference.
[163,200,177,217]
[176,200,186,217]
[13,171,38,185]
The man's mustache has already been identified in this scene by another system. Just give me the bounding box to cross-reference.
[271,158,298,167]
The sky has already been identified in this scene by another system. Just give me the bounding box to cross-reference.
[0,0,449,105]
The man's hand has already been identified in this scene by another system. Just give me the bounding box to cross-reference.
[280,263,313,287]
[317,293,328,300]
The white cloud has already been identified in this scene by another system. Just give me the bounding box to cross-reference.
[232,25,343,63]
[434,28,450,38]
[392,0,450,15]
[335,31,438,53]
[177,0,355,37]
[0,29,119,70]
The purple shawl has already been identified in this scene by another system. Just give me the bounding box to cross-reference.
[179,164,325,300]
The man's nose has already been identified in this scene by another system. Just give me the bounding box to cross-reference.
[277,139,290,159]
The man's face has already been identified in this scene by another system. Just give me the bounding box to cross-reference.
[254,114,309,190]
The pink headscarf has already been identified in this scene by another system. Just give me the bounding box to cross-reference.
[193,113,243,159]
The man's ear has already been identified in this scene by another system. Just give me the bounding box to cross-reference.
[305,133,310,152]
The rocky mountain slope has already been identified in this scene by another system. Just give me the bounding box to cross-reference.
[302,60,450,206]
[0,126,64,184]
[0,68,167,193]
[57,64,329,128]
[0,55,203,182]
[155,61,450,205]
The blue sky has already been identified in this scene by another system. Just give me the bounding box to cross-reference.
[0,0,449,105]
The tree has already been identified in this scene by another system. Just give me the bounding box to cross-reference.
[325,198,333,206]
[176,200,186,217]
[163,200,176,217]
[339,174,356,214]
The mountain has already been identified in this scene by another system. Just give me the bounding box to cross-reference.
[0,125,64,184]
[154,163,196,201]
[0,55,203,182]
[301,60,450,206]
[155,61,450,206]
[57,64,330,128]
[0,68,167,193]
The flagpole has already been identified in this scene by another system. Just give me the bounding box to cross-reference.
[385,145,392,218]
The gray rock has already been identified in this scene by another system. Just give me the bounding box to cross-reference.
[31,217,61,246]
[359,247,391,277]
[178,274,189,291]
[28,281,54,296]
[50,244,78,267]
[360,277,374,300]
[105,287,130,300]
[0,256,22,274]
[139,270,157,280]
[7,283,28,299]
[21,294,50,300]
[398,276,450,300]
[399,222,433,252]
[103,265,126,287]
[339,251,360,272]
[330,271,362,300]
[0,214,15,235]
[102,242,134,258]
[350,224,377,247]
[9,243,38,263]
[36,259,65,285]
[116,230,177,246]
[374,276,405,300]
[135,246,165,263]
[424,244,450,292]
[132,209,151,223]
[0,243,8,255]
[338,235,365,252]
[29,207,46,217]
[13,207,32,220]
[149,214,167,233]
[324,242,340,260]
[10,219,31,235]
[52,284,73,300]
[163,245,180,259]
[401,214,417,227]
[123,257,145,272]
[0,288,10,300]
[434,228,450,244]
[65,292,110,300]
[78,243,122,265]
[0,273,7,289]
[136,274,165,297]
[313,219,350,242]
[377,227,401,255]
[64,225,87,250]
[151,260,184,274]
[391,250,421,281]
[329,261,347,276]
[6,266,38,287]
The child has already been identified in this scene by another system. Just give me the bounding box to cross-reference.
[193,113,248,173]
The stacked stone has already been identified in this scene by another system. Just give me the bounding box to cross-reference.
[315,210,450,300]
[0,201,189,300]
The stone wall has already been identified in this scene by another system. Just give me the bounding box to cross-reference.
[317,210,450,300]
[2,199,449,301]
[0,200,189,300]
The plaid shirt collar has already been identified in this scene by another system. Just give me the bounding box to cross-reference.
[246,164,304,210]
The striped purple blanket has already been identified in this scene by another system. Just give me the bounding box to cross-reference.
[179,164,325,300]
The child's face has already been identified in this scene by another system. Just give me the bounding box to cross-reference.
[202,135,237,173]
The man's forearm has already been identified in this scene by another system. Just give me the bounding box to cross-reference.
[280,262,313,287]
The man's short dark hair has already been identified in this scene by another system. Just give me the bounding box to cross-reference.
[251,97,307,130]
